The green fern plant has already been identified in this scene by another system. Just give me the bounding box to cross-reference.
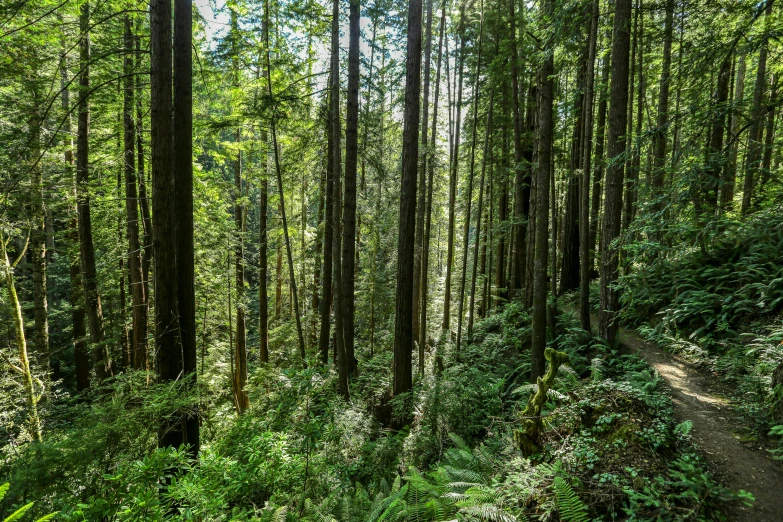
[552,476,589,522]
[0,483,58,522]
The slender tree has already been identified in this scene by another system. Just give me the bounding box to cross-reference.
[420,1,446,372]
[342,0,360,377]
[393,0,423,412]
[531,28,555,381]
[599,0,632,345]
[77,0,111,381]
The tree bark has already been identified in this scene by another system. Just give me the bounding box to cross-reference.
[393,0,423,414]
[580,0,598,331]
[443,2,466,333]
[468,86,494,340]
[60,27,90,390]
[651,0,673,219]
[78,0,111,381]
[531,44,555,381]
[590,42,610,275]
[509,0,525,296]
[124,16,148,372]
[599,0,632,345]
[342,0,360,377]
[420,1,446,373]
[264,0,307,369]
[413,0,434,346]
[742,0,773,216]
[456,6,484,355]
[724,55,745,208]
[328,0,348,397]
[319,96,334,365]
[173,0,200,450]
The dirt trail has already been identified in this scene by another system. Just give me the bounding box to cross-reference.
[615,326,783,521]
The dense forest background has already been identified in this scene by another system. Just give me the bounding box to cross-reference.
[1,0,783,519]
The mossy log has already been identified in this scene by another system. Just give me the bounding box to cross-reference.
[514,347,570,455]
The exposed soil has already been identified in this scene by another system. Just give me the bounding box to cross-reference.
[615,326,783,521]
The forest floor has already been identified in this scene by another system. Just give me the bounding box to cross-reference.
[613,323,783,521]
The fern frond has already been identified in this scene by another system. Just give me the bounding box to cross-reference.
[553,476,589,522]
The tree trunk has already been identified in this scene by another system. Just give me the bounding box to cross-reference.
[413,0,434,347]
[124,16,148,372]
[599,0,632,346]
[1,233,42,442]
[509,0,525,296]
[319,97,334,365]
[580,0,598,331]
[78,0,110,381]
[468,86,494,340]
[456,7,484,355]
[760,75,777,187]
[136,31,152,309]
[264,0,307,368]
[392,0,423,416]
[724,55,746,208]
[342,0,360,377]
[560,14,588,295]
[29,114,49,373]
[742,0,773,216]
[420,1,446,372]
[328,0,348,396]
[651,0,673,219]
[590,42,610,275]
[443,3,466,333]
[531,44,555,381]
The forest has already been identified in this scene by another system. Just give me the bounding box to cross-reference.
[1,0,783,519]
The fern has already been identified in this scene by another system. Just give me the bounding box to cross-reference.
[0,483,57,522]
[553,476,589,522]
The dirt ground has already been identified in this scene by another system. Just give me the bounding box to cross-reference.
[616,327,783,521]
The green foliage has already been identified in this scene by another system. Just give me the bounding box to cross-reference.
[0,482,57,522]
[552,476,588,522]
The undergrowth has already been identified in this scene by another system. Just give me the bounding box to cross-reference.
[1,304,753,521]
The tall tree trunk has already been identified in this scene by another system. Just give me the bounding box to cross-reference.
[328,0,348,396]
[60,27,90,390]
[233,129,249,411]
[760,75,777,187]
[580,0,599,331]
[468,86,494,340]
[319,98,334,365]
[124,16,147,372]
[29,114,49,373]
[560,13,588,295]
[651,0,673,219]
[152,0,182,443]
[1,234,42,442]
[78,0,110,381]
[622,1,639,232]
[442,2,466,333]
[392,0,423,416]
[531,40,555,381]
[742,0,773,215]
[260,168,269,362]
[599,0,632,345]
[700,57,731,218]
[495,95,509,304]
[136,31,152,309]
[264,0,307,368]
[590,43,610,275]
[509,0,525,296]
[724,55,746,208]
[420,1,446,373]
[523,82,537,308]
[413,0,434,347]
[311,163,324,350]
[456,5,484,355]
[342,0,360,377]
